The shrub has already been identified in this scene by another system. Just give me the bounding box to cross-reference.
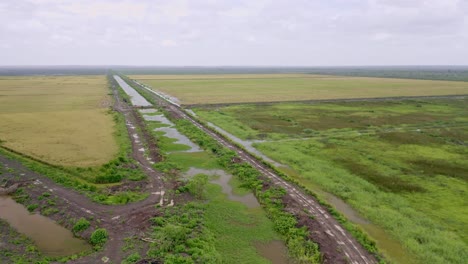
[27,204,38,212]
[73,218,90,234]
[90,228,108,248]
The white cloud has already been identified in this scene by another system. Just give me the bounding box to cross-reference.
[0,0,466,65]
[160,39,178,47]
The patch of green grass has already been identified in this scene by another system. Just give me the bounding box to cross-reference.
[194,99,467,140]
[203,183,280,264]
[163,151,222,171]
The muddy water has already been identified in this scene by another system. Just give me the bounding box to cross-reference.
[206,122,284,167]
[255,240,291,264]
[184,167,260,208]
[113,75,152,107]
[0,196,91,257]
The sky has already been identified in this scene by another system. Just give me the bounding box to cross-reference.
[1,0,467,66]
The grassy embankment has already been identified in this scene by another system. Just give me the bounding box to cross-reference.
[0,75,147,204]
[132,74,468,105]
[193,99,468,264]
[124,76,321,263]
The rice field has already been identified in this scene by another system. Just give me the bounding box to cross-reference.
[131,74,468,105]
[0,76,118,167]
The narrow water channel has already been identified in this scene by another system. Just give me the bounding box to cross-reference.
[0,196,91,257]
[309,186,417,264]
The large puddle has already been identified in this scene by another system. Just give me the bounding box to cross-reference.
[141,110,202,153]
[255,240,291,264]
[184,167,260,208]
[0,196,91,257]
[206,122,284,167]
[114,75,152,107]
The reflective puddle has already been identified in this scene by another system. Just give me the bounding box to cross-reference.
[184,167,260,208]
[0,196,91,257]
[142,112,202,152]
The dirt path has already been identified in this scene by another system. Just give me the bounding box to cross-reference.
[0,80,170,263]
[134,80,378,264]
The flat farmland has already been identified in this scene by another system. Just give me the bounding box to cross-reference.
[193,99,468,264]
[131,74,468,105]
[0,76,118,167]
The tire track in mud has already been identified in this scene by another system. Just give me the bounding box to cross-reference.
[0,80,170,263]
[133,79,378,264]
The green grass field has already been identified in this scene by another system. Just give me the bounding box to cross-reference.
[193,99,468,264]
[0,76,118,167]
[131,74,468,105]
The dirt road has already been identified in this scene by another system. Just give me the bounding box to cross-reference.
[0,78,169,263]
[133,79,378,264]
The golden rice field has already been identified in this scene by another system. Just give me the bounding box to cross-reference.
[131,74,468,105]
[0,76,118,167]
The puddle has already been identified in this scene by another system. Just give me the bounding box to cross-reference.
[155,127,202,152]
[206,122,283,167]
[184,167,260,208]
[142,113,201,152]
[142,114,174,125]
[0,196,91,257]
[255,240,291,264]
[139,108,158,114]
[113,75,152,107]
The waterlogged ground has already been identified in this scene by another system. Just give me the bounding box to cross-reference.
[193,98,468,264]
[141,109,201,153]
[0,196,90,257]
[141,110,291,263]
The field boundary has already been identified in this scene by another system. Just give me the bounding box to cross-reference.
[184,94,467,108]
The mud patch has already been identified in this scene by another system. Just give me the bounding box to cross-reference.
[255,240,291,264]
[0,196,90,257]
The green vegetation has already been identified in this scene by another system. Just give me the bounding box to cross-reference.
[73,218,91,234]
[185,174,209,199]
[90,228,108,249]
[26,203,39,212]
[132,74,468,105]
[194,98,468,264]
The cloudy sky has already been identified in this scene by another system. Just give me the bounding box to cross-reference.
[1,0,467,66]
